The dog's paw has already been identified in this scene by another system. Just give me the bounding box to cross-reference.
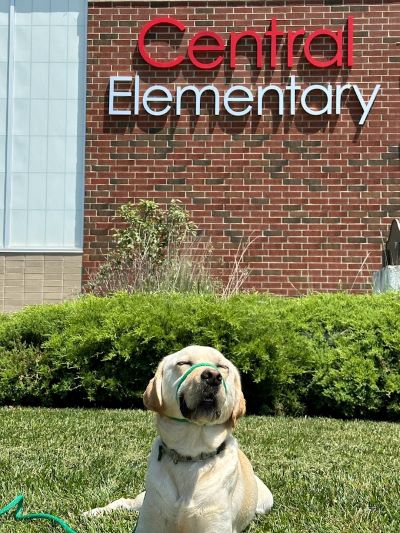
[83,507,106,517]
[255,476,274,515]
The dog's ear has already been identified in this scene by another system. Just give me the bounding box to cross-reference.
[228,369,246,428]
[143,359,164,413]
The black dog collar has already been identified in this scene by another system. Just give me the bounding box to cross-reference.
[158,440,226,464]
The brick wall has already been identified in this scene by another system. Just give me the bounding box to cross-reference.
[85,0,400,295]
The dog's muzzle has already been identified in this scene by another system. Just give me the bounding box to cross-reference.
[175,362,228,422]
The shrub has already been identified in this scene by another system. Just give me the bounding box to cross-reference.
[0,292,399,419]
[86,200,218,295]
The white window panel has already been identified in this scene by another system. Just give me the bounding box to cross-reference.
[12,136,29,172]
[13,61,30,98]
[1,0,86,250]
[47,136,66,173]
[66,62,80,97]
[31,0,50,27]
[27,209,46,244]
[64,209,82,245]
[48,101,66,135]
[27,173,47,209]
[65,173,78,210]
[46,173,65,210]
[13,99,30,135]
[0,134,5,164]
[0,132,4,237]
[0,167,6,225]
[0,22,8,63]
[30,99,48,135]
[49,25,68,62]
[45,209,64,245]
[0,63,7,98]
[10,208,28,245]
[30,62,49,98]
[28,136,48,173]
[10,172,28,209]
[66,99,80,135]
[0,208,4,243]
[31,26,50,62]
[0,0,7,247]
[0,100,6,134]
[49,63,68,99]
[14,24,31,61]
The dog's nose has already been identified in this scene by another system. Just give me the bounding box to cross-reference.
[201,368,222,387]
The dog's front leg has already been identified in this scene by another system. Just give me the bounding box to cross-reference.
[83,491,145,517]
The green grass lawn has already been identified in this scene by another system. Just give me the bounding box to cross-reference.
[0,408,399,532]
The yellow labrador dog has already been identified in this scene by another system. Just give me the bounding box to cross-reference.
[85,346,273,532]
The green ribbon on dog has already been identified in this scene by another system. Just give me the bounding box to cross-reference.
[175,362,228,401]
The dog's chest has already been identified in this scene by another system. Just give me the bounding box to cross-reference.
[147,441,239,509]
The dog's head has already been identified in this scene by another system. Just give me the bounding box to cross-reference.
[143,345,245,427]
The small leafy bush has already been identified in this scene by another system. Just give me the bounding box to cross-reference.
[86,200,217,295]
[0,292,400,419]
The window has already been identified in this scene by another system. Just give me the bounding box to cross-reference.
[0,0,86,250]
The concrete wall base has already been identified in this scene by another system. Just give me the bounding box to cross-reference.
[0,254,82,313]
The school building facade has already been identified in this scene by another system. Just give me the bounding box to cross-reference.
[0,0,399,311]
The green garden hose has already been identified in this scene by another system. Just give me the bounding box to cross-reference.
[0,495,77,532]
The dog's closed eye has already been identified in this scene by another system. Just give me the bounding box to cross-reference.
[176,361,192,367]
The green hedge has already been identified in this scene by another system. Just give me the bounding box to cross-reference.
[1,292,400,420]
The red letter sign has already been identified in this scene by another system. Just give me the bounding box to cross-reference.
[138,17,186,69]
[188,31,225,70]
[304,29,343,68]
